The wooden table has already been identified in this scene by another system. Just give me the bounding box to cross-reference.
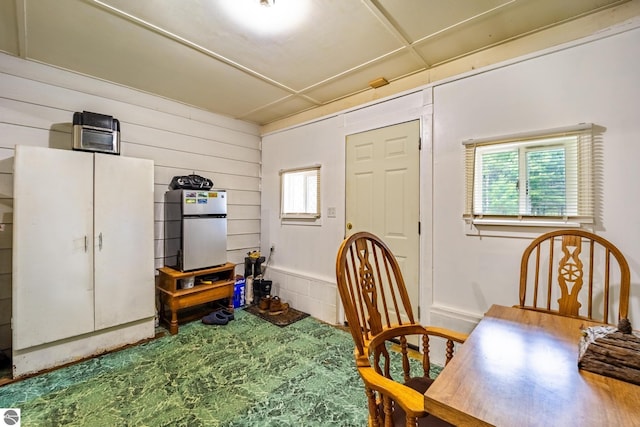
[424,305,640,426]
[156,263,235,334]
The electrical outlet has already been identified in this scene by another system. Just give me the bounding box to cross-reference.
[327,207,336,218]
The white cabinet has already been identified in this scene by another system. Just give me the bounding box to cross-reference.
[93,153,155,330]
[13,146,95,349]
[12,145,155,376]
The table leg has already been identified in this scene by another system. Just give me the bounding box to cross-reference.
[169,300,179,335]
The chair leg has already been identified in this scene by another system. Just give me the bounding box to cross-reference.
[365,386,380,427]
[406,416,418,427]
[383,396,394,427]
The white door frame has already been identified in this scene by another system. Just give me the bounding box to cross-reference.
[337,89,435,327]
[344,119,421,323]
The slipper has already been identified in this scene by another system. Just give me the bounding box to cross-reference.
[202,311,229,325]
[218,308,235,321]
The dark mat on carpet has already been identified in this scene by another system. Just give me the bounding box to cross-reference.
[244,304,310,327]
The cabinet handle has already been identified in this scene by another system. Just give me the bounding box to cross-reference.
[99,232,103,250]
[84,235,88,252]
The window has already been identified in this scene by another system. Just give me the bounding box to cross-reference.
[464,124,594,226]
[280,165,321,220]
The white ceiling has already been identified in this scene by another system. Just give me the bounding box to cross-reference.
[0,0,630,125]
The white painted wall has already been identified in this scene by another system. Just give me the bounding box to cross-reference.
[0,53,261,355]
[430,23,640,331]
[260,116,346,322]
[261,92,432,323]
[261,22,640,333]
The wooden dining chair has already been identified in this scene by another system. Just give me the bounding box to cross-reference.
[336,231,467,427]
[518,229,630,325]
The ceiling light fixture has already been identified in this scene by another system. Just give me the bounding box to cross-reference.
[220,0,310,35]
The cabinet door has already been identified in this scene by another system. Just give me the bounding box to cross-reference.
[93,154,155,330]
[12,146,95,350]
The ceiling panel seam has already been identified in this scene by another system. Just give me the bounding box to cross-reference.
[86,0,299,94]
[363,0,428,67]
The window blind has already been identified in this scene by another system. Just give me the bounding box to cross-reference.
[463,123,594,224]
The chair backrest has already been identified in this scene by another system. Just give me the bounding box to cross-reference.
[335,232,417,357]
[519,229,630,324]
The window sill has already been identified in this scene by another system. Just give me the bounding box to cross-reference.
[469,218,583,227]
[280,217,322,226]
[464,218,592,238]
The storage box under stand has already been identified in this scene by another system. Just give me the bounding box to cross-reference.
[233,276,246,308]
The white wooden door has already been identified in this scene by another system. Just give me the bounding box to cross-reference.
[345,120,421,317]
[93,155,155,330]
[12,146,95,350]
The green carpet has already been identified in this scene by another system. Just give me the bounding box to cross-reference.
[0,310,441,426]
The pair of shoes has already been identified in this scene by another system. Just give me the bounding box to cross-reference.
[267,296,289,315]
[202,308,235,325]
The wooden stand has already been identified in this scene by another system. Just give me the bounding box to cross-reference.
[157,263,236,334]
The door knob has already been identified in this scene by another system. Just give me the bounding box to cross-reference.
[346,222,353,230]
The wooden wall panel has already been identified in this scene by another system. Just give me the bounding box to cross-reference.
[228,219,260,235]
[125,143,259,178]
[0,73,259,149]
[124,122,260,162]
[0,147,14,172]
[0,123,68,150]
[228,190,261,206]
[0,198,12,224]
[0,54,262,354]
[0,174,13,200]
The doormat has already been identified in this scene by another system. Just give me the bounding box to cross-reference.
[244,304,310,327]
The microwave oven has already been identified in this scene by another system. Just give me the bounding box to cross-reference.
[72,111,121,155]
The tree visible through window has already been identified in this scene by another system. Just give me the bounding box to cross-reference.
[464,124,594,225]
[527,148,566,216]
[479,149,518,215]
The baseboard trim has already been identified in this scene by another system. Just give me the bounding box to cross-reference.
[429,304,483,332]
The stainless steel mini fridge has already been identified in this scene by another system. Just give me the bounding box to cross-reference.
[164,189,227,271]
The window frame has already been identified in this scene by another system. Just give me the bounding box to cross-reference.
[463,123,594,227]
[279,165,321,221]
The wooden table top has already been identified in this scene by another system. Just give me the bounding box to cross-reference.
[424,305,640,427]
